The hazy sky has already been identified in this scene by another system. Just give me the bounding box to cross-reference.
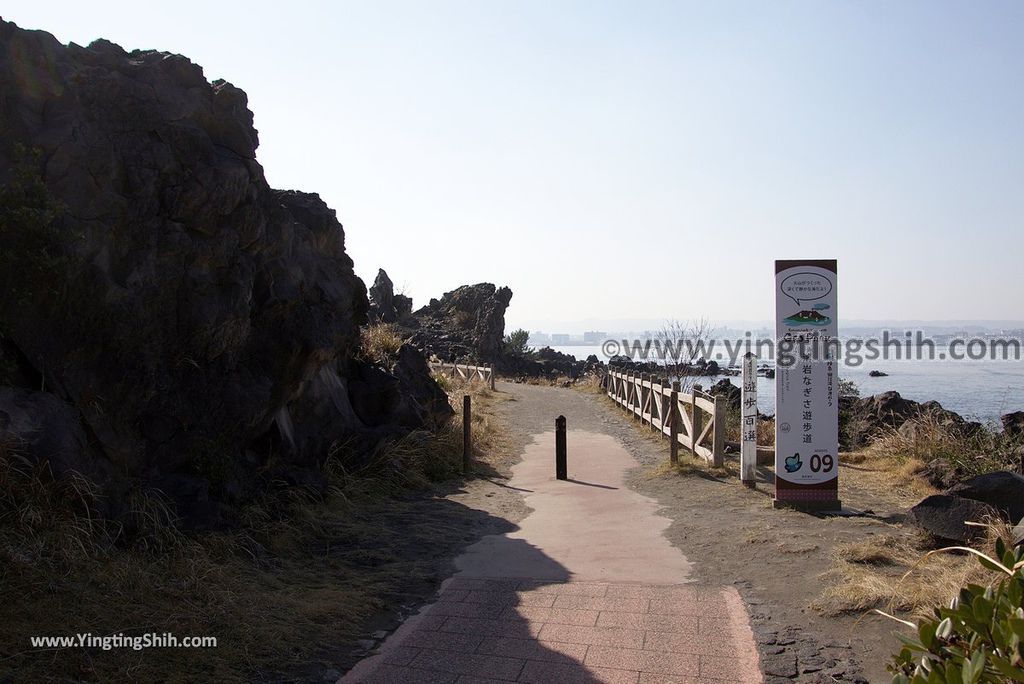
[6,1,1023,331]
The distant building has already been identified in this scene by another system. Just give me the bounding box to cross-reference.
[529,331,550,345]
[583,331,607,344]
[551,334,571,345]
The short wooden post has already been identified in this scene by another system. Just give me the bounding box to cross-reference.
[712,395,725,468]
[555,415,567,480]
[488,366,495,390]
[669,381,680,465]
[690,391,701,454]
[462,394,471,474]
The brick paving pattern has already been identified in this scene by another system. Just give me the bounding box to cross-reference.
[341,430,762,683]
[346,578,759,683]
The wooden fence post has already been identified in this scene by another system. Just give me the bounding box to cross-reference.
[463,394,471,474]
[690,391,701,454]
[669,381,680,465]
[555,415,567,480]
[658,377,669,432]
[712,395,725,468]
[640,374,648,425]
[489,366,495,390]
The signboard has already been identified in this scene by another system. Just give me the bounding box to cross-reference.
[774,260,840,511]
[741,353,757,486]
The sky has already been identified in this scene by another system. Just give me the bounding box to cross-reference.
[5,1,1023,332]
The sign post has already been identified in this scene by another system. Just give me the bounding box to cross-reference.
[774,260,841,511]
[740,352,758,487]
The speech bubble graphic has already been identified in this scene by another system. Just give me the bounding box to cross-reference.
[780,271,833,307]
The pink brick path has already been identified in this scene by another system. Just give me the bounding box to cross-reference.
[342,431,761,683]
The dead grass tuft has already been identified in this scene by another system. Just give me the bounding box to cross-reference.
[867,413,1018,481]
[0,377,512,682]
[813,521,1016,620]
[358,323,405,367]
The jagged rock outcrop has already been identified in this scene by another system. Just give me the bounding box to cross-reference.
[840,390,979,450]
[367,269,412,324]
[497,348,607,380]
[407,283,512,362]
[0,21,448,527]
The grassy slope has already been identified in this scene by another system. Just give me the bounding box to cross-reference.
[0,378,508,683]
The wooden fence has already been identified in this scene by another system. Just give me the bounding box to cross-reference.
[605,368,725,467]
[429,361,496,390]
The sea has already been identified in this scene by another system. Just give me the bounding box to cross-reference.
[550,345,1024,425]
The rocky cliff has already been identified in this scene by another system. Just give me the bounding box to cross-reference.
[404,282,513,362]
[0,21,449,527]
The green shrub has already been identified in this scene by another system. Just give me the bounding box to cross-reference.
[503,328,533,357]
[886,539,1024,683]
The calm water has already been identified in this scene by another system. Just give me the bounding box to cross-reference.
[550,345,1024,424]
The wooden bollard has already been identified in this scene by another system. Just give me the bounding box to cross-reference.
[463,394,471,474]
[555,415,567,480]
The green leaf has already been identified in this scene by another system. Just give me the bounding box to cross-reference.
[935,617,953,640]
[920,621,937,649]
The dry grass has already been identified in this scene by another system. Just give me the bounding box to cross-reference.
[867,413,1018,481]
[652,452,738,480]
[722,406,775,446]
[0,379,511,682]
[358,323,405,366]
[573,371,606,394]
[812,521,1016,620]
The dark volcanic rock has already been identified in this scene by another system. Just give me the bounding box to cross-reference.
[368,268,412,324]
[1002,411,1024,439]
[0,21,448,526]
[390,345,454,429]
[707,379,741,411]
[909,494,997,544]
[840,390,973,449]
[920,458,958,490]
[368,269,398,323]
[408,283,512,362]
[502,346,602,379]
[947,471,1024,524]
[0,387,106,482]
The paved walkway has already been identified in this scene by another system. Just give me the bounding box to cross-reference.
[342,431,761,683]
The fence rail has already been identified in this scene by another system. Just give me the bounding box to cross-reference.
[429,361,496,390]
[605,368,725,467]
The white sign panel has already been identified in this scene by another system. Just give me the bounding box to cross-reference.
[774,260,840,510]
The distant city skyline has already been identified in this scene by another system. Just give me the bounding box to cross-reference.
[7,1,1022,328]
[518,320,1024,338]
